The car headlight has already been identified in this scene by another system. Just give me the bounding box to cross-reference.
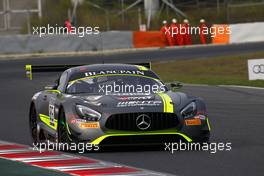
[181,102,197,119]
[76,105,101,121]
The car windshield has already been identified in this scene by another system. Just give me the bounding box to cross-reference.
[66,75,166,95]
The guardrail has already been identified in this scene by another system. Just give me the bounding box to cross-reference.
[0,22,263,54]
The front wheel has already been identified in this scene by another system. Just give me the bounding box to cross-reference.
[29,105,38,144]
[58,108,73,145]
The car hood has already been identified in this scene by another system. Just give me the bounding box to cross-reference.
[75,92,184,113]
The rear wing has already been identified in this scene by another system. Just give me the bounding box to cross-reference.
[25,63,151,80]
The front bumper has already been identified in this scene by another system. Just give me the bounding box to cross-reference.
[91,131,193,145]
[66,112,211,145]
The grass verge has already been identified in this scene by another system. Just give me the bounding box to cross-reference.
[152,51,264,87]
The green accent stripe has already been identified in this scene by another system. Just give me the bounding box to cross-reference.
[66,123,72,135]
[25,65,32,80]
[46,90,61,94]
[206,118,211,131]
[91,132,192,145]
[66,123,73,141]
[135,65,148,71]
[158,93,174,113]
[39,114,58,130]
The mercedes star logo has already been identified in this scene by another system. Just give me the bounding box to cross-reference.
[136,114,151,130]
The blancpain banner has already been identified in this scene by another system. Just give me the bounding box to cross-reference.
[248,59,264,80]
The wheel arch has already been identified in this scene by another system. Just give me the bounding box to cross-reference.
[29,101,37,119]
[57,104,65,123]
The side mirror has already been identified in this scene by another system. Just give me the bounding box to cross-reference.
[45,84,58,90]
[166,82,183,91]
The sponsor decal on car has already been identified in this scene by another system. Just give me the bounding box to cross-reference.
[48,104,55,126]
[117,95,153,101]
[117,100,162,107]
[85,70,145,77]
[194,115,206,120]
[185,118,201,126]
[79,122,100,128]
[69,117,93,124]
[67,114,79,120]
[70,119,76,124]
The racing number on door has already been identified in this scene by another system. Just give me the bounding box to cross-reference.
[49,104,55,126]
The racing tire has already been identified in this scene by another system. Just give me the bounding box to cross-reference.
[29,105,39,144]
[58,108,72,145]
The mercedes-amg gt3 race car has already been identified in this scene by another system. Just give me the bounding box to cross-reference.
[27,63,210,147]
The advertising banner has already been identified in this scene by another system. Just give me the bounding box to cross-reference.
[248,58,264,80]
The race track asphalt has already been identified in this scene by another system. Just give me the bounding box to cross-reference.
[2,41,264,64]
[0,46,264,175]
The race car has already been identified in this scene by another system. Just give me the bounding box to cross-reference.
[27,63,210,147]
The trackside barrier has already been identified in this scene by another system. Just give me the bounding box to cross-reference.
[0,22,264,54]
[0,31,133,54]
[133,31,166,48]
[230,22,264,43]
[211,24,230,44]
[212,22,264,44]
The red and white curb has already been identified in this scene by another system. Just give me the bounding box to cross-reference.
[0,140,171,176]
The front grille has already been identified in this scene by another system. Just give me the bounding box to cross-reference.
[105,112,179,131]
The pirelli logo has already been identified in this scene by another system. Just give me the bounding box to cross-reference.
[185,119,201,126]
[79,122,100,129]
